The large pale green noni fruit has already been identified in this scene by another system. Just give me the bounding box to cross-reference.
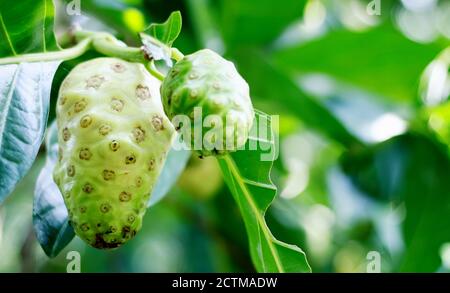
[53,57,175,248]
[161,49,254,157]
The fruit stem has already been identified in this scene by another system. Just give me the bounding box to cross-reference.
[90,33,148,63]
[0,38,92,65]
[146,61,165,81]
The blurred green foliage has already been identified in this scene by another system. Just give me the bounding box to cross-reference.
[1,0,450,272]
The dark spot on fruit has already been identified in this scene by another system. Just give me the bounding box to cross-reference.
[127,214,136,223]
[59,96,67,106]
[80,223,89,232]
[148,159,155,171]
[79,206,87,213]
[62,127,71,141]
[110,140,120,151]
[100,203,111,213]
[111,63,126,73]
[102,169,115,181]
[122,226,131,238]
[79,148,92,160]
[125,154,136,164]
[93,234,121,249]
[136,84,151,100]
[86,75,105,89]
[67,165,76,177]
[119,191,131,202]
[135,176,143,187]
[132,126,145,143]
[82,183,93,193]
[151,115,164,131]
[80,115,93,128]
[99,124,112,135]
[74,99,87,113]
[111,98,124,112]
[96,223,102,228]
[108,226,117,233]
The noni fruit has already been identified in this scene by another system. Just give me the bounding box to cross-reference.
[53,57,175,249]
[161,49,254,157]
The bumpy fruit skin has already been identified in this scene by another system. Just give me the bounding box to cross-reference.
[53,57,175,249]
[161,49,254,157]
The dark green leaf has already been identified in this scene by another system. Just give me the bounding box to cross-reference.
[0,0,59,57]
[273,25,443,102]
[0,61,60,203]
[33,122,75,258]
[216,0,306,48]
[218,110,310,272]
[143,11,182,46]
[341,133,450,272]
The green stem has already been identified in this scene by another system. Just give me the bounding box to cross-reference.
[91,34,147,63]
[0,38,92,65]
[146,61,165,81]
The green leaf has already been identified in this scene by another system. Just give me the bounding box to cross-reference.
[218,111,310,272]
[273,25,443,102]
[139,11,182,67]
[341,133,450,272]
[0,0,59,57]
[234,49,362,149]
[216,0,306,48]
[0,61,60,204]
[148,136,191,207]
[143,11,182,47]
[0,1,62,203]
[33,121,75,258]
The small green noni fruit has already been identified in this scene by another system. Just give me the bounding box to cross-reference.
[53,57,175,248]
[161,49,254,157]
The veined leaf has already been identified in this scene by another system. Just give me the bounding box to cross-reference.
[0,1,61,203]
[139,11,182,66]
[0,0,59,57]
[0,61,60,203]
[218,110,310,272]
[33,121,74,258]
[143,11,182,47]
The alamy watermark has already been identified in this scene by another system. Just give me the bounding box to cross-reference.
[66,250,81,273]
[366,251,381,273]
[66,0,81,16]
[367,0,381,16]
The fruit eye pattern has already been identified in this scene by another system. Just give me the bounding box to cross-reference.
[161,49,255,157]
[53,58,175,249]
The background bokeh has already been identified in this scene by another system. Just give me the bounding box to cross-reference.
[1,0,450,272]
